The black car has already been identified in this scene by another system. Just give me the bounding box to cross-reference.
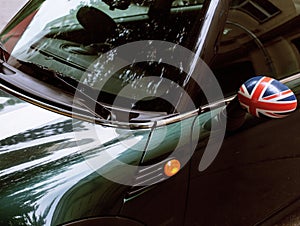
[1,0,300,225]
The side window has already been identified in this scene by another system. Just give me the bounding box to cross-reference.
[213,0,300,97]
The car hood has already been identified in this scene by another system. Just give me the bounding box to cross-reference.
[0,91,150,225]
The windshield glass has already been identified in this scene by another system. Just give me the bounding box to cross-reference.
[0,0,206,116]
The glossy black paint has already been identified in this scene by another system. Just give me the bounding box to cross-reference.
[1,0,300,226]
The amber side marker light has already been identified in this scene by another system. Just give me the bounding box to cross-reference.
[164,159,181,177]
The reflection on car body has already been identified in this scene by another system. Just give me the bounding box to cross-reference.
[1,0,300,225]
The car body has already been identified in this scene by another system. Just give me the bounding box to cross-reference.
[1,0,300,225]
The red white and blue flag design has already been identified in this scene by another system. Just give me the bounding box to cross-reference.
[238,76,297,118]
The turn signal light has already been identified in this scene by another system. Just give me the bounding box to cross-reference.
[164,159,181,177]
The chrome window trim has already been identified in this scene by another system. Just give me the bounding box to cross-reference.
[2,72,299,130]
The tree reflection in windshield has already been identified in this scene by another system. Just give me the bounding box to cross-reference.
[2,0,205,114]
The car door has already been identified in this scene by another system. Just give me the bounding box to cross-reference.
[186,0,300,225]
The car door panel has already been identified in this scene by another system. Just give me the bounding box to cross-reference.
[186,0,300,224]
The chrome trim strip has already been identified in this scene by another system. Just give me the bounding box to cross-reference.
[280,72,300,84]
[4,74,299,131]
[0,80,231,129]
[4,71,299,130]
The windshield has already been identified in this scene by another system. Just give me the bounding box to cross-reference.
[0,0,206,117]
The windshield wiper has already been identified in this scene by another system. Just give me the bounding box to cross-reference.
[0,59,114,121]
[52,69,172,123]
[53,72,113,120]
[0,59,170,124]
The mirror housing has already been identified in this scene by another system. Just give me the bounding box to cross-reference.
[237,76,297,119]
[216,76,298,132]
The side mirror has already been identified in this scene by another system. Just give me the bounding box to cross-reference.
[237,76,297,118]
[216,76,298,131]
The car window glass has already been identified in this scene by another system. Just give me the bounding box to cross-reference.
[1,0,205,114]
[213,0,300,97]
